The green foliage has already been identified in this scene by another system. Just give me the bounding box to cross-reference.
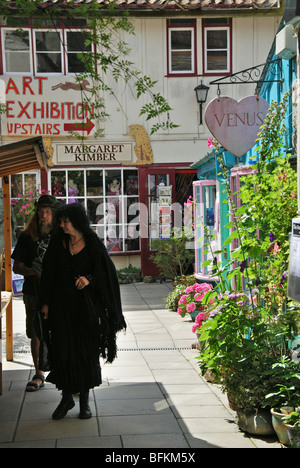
[210,93,297,304]
[165,274,196,311]
[222,362,282,413]
[117,264,141,274]
[150,230,194,279]
[196,94,300,412]
[263,357,300,411]
[282,409,300,427]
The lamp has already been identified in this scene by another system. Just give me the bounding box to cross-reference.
[194,81,210,125]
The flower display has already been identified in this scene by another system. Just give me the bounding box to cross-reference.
[12,189,51,226]
[177,282,213,318]
[192,311,209,334]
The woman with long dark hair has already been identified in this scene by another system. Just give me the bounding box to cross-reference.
[39,203,126,420]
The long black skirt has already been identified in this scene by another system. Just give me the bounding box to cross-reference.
[46,285,102,394]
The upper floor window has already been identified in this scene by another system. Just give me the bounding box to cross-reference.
[34,30,63,74]
[1,18,92,75]
[203,18,231,75]
[167,18,231,77]
[3,29,31,73]
[167,19,197,76]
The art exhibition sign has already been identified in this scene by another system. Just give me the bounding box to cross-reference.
[204,96,270,158]
[0,76,96,137]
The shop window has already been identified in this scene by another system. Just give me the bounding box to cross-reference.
[1,22,92,75]
[49,168,140,253]
[230,165,256,256]
[193,180,220,280]
[147,173,172,247]
[10,171,40,234]
[167,19,197,76]
[203,18,231,75]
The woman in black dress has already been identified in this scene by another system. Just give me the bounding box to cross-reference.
[39,203,126,420]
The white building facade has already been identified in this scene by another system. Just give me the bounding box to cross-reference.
[0,0,283,276]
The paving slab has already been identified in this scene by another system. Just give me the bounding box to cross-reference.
[98,414,183,437]
[122,433,189,448]
[15,417,99,442]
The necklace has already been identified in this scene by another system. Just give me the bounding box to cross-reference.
[70,237,84,247]
[69,237,84,256]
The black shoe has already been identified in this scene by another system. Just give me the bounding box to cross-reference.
[79,392,92,419]
[52,394,75,420]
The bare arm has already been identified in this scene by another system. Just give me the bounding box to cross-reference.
[13,260,36,277]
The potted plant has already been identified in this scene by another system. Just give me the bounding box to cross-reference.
[262,356,300,445]
[177,282,213,321]
[222,362,278,436]
[197,292,297,435]
[191,310,210,352]
[165,274,197,311]
[150,229,194,280]
[282,408,300,448]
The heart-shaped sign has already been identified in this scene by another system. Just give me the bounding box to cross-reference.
[204,96,269,158]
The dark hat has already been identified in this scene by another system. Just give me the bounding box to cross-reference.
[36,194,57,210]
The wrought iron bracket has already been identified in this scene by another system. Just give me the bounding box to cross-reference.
[209,59,283,95]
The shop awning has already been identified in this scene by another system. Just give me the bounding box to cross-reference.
[0,136,49,177]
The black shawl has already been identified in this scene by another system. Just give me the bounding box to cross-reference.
[39,230,126,364]
[85,231,126,362]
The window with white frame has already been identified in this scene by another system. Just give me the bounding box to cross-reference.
[167,19,197,76]
[3,29,31,73]
[203,18,231,74]
[230,165,256,289]
[193,179,219,280]
[66,30,92,74]
[1,19,92,75]
[49,168,140,253]
[10,171,41,233]
[34,30,63,74]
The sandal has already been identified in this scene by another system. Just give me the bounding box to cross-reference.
[26,374,45,392]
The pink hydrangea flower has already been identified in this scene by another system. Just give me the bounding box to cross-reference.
[186,302,196,313]
[192,312,209,333]
[178,295,188,304]
[194,293,203,302]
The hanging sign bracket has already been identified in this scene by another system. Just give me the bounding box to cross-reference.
[209,59,283,95]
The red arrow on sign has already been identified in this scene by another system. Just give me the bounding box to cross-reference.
[64,118,95,135]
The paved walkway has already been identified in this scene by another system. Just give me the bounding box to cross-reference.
[0,282,283,448]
